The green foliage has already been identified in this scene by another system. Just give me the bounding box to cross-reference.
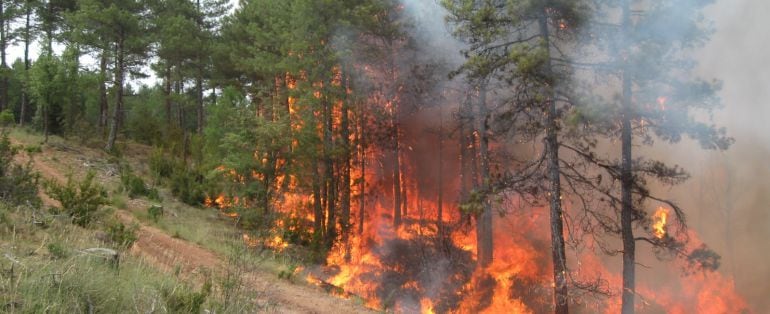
[0,132,41,207]
[149,147,175,179]
[119,164,160,200]
[169,164,206,206]
[162,280,211,314]
[47,242,69,259]
[0,109,14,127]
[45,171,109,227]
[147,205,164,222]
[106,220,139,248]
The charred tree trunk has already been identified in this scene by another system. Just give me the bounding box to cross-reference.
[437,106,444,236]
[401,163,408,218]
[476,83,493,268]
[313,160,325,240]
[392,126,402,227]
[341,95,351,261]
[106,38,126,152]
[358,100,366,235]
[324,96,337,249]
[620,2,635,313]
[539,9,569,314]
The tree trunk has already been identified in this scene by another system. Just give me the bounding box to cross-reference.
[539,9,569,314]
[437,107,444,236]
[358,100,366,235]
[401,163,408,218]
[175,78,184,129]
[196,68,204,134]
[164,65,172,125]
[324,96,336,248]
[313,161,324,240]
[99,50,109,132]
[476,83,493,268]
[0,1,7,113]
[105,38,125,152]
[620,2,636,313]
[340,93,351,261]
[392,128,402,227]
[19,3,31,126]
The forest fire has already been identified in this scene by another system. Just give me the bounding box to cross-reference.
[653,207,669,239]
[193,1,752,312]
[201,79,748,313]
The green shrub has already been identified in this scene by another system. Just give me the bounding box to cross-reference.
[25,144,42,154]
[45,171,109,227]
[149,148,174,179]
[119,165,160,200]
[0,109,14,127]
[105,220,139,248]
[147,205,164,222]
[0,133,41,207]
[47,242,68,259]
[170,168,206,206]
[163,281,211,314]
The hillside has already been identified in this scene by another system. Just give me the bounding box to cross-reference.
[0,129,373,313]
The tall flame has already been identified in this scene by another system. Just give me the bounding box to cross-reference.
[653,207,670,239]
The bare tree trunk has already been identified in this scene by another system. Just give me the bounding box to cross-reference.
[476,83,493,268]
[358,100,366,235]
[437,106,444,236]
[175,78,184,129]
[0,2,7,113]
[196,68,204,134]
[164,65,172,125]
[620,2,635,313]
[401,163,408,218]
[324,96,336,248]
[195,0,204,135]
[392,129,402,227]
[105,39,125,152]
[99,50,109,132]
[539,9,569,314]
[313,161,324,240]
[340,91,351,261]
[19,3,31,126]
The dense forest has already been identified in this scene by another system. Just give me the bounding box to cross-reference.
[0,0,755,313]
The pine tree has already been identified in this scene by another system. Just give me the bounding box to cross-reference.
[69,0,150,151]
[566,1,733,312]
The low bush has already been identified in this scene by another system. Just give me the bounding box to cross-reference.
[163,280,211,314]
[45,171,109,227]
[47,242,69,259]
[147,205,164,222]
[0,109,14,127]
[0,132,41,207]
[119,164,161,201]
[105,220,139,248]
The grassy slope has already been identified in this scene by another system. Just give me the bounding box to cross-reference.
[0,128,372,313]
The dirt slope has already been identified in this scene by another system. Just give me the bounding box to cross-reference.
[11,136,373,314]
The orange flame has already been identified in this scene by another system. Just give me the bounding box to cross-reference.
[653,207,669,239]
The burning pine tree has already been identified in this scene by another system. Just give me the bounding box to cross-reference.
[198,0,748,313]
